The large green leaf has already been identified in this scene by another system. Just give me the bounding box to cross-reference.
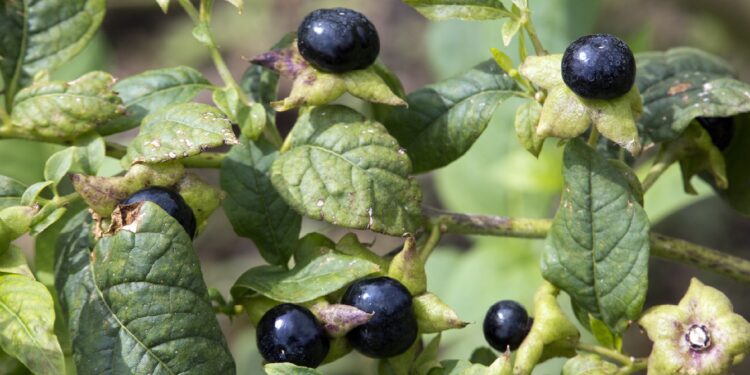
[221,138,301,266]
[403,0,512,20]
[0,0,106,100]
[125,103,239,165]
[101,66,212,135]
[231,252,380,303]
[715,114,750,215]
[10,71,124,141]
[636,48,750,142]
[0,273,64,375]
[542,139,649,333]
[55,204,235,374]
[271,105,423,236]
[382,59,520,173]
[0,176,26,210]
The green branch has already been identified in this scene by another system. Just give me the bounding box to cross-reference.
[425,209,750,283]
[177,0,283,148]
[575,343,647,374]
[105,141,225,169]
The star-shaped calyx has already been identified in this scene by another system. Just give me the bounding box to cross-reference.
[519,54,643,155]
[249,35,406,112]
[639,278,750,375]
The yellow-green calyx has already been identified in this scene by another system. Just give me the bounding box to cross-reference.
[519,54,643,155]
[639,278,750,375]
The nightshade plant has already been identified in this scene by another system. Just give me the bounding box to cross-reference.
[0,0,750,374]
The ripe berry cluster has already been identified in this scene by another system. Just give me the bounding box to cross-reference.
[256,276,417,368]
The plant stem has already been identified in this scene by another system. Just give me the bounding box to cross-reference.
[177,0,283,148]
[105,141,225,168]
[0,106,10,126]
[522,8,548,56]
[53,192,81,207]
[425,208,551,239]
[575,343,632,366]
[651,233,750,283]
[641,156,676,192]
[425,209,750,283]
[419,221,444,263]
[588,127,600,147]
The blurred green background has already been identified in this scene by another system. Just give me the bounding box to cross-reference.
[4,0,750,373]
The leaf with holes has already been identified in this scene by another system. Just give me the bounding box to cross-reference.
[102,66,212,135]
[403,0,512,20]
[0,0,106,99]
[272,105,422,235]
[636,48,750,142]
[231,252,380,303]
[542,139,649,333]
[55,204,235,374]
[383,59,520,173]
[125,103,238,165]
[10,71,124,141]
[221,138,301,266]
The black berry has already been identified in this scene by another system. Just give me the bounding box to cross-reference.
[121,186,197,238]
[297,8,380,73]
[483,300,532,352]
[341,277,417,358]
[256,304,330,368]
[561,34,636,99]
[697,116,735,150]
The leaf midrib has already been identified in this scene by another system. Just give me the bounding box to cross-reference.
[88,260,177,375]
[402,88,516,149]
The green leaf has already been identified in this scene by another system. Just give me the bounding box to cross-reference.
[413,334,441,374]
[0,0,106,99]
[542,139,649,333]
[272,105,423,236]
[43,148,74,187]
[514,100,544,157]
[501,18,521,46]
[21,182,52,205]
[34,204,85,288]
[589,316,619,350]
[562,354,618,375]
[264,363,322,375]
[0,274,64,375]
[403,0,511,20]
[383,59,520,173]
[101,66,212,135]
[469,347,497,366]
[124,103,239,165]
[231,252,380,303]
[155,0,169,13]
[0,176,27,210]
[0,244,33,278]
[718,114,750,215]
[10,71,124,141]
[72,132,105,175]
[224,0,243,11]
[240,59,280,127]
[635,47,750,142]
[212,87,266,140]
[56,204,235,374]
[221,138,300,265]
[29,207,66,236]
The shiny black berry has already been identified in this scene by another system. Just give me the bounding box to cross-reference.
[483,300,533,352]
[256,304,330,368]
[697,116,735,150]
[297,7,380,73]
[341,277,417,358]
[122,186,197,238]
[561,34,636,99]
